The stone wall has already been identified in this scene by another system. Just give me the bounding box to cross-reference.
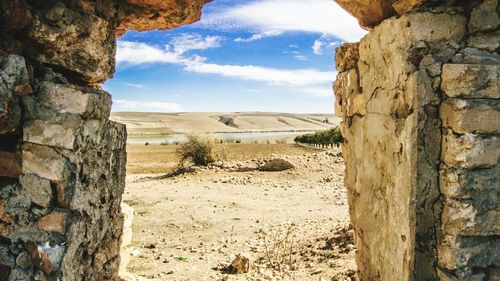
[0,1,206,280]
[334,1,499,280]
[1,54,127,280]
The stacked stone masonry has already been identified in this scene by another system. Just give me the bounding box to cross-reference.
[1,54,127,280]
[0,0,208,279]
[335,1,499,280]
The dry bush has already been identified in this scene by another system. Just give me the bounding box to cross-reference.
[177,135,221,166]
[258,158,295,172]
[258,224,297,272]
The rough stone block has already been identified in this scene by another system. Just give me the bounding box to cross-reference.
[392,0,423,16]
[0,55,30,135]
[23,119,79,150]
[335,43,359,72]
[467,30,500,52]
[0,151,21,178]
[468,0,500,33]
[334,69,362,117]
[37,212,68,234]
[0,198,13,224]
[440,166,499,199]
[441,64,499,99]
[19,174,53,208]
[438,236,500,273]
[38,82,111,120]
[440,98,500,134]
[441,198,499,236]
[22,143,72,181]
[442,132,499,169]
[453,47,500,65]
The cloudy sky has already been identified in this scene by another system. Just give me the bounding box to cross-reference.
[103,0,366,113]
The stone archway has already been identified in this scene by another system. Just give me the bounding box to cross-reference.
[0,0,498,280]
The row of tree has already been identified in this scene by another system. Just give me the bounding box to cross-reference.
[294,127,343,148]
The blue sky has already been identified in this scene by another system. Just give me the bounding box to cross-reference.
[103,0,366,113]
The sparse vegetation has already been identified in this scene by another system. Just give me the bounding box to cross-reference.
[294,127,343,148]
[177,135,220,166]
[259,224,297,272]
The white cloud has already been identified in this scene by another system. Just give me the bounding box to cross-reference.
[184,62,335,86]
[170,34,223,53]
[199,0,367,42]
[116,33,223,65]
[312,34,342,55]
[116,40,336,86]
[312,40,323,55]
[235,29,283,42]
[116,41,183,65]
[294,54,308,61]
[122,83,150,90]
[113,99,183,112]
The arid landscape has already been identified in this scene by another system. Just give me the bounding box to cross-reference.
[111,112,339,140]
[118,113,355,281]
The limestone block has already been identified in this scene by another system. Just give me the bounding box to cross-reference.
[467,30,500,52]
[37,212,68,234]
[438,236,500,273]
[334,69,363,117]
[23,119,79,150]
[457,47,500,65]
[442,132,499,169]
[0,199,13,224]
[392,0,423,16]
[335,43,359,72]
[468,0,500,33]
[0,55,30,135]
[15,2,117,83]
[440,98,500,134]
[0,151,21,178]
[38,82,111,120]
[440,166,499,199]
[117,0,209,36]
[404,12,466,43]
[22,143,72,181]
[0,55,30,91]
[19,174,53,208]
[358,13,466,105]
[441,198,499,236]
[441,64,499,99]
[334,0,403,28]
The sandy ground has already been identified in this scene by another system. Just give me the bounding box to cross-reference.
[123,144,355,281]
[111,112,340,135]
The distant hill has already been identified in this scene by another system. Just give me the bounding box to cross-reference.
[110,112,340,136]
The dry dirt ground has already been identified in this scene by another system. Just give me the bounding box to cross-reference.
[123,144,356,281]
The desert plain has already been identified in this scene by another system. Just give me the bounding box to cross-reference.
[112,112,355,281]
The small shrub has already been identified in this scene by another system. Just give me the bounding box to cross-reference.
[235,139,242,144]
[145,142,149,146]
[177,135,218,166]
